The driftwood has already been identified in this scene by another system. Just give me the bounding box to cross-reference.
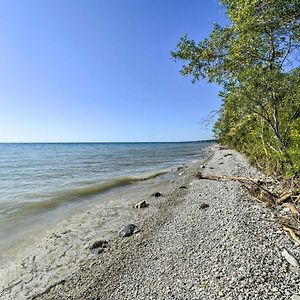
[277,192,293,204]
[283,225,300,246]
[283,203,299,216]
[196,172,300,246]
[196,173,259,183]
[196,174,277,198]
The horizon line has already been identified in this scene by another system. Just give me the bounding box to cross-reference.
[0,139,216,144]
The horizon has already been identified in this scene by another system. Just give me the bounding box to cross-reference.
[0,139,216,144]
[0,1,227,143]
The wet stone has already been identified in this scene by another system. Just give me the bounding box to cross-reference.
[151,192,162,197]
[118,224,139,238]
[135,200,148,209]
[200,203,209,209]
[89,240,108,255]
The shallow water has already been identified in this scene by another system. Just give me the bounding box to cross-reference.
[0,141,214,254]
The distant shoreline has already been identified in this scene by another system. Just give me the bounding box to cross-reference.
[0,139,217,144]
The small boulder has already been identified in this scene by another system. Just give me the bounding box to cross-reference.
[200,203,209,209]
[151,192,162,197]
[89,240,108,255]
[134,200,148,209]
[118,224,139,237]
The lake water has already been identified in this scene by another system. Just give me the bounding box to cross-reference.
[0,141,214,254]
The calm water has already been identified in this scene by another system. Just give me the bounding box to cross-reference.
[0,141,214,252]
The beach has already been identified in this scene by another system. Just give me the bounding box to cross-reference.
[1,145,299,299]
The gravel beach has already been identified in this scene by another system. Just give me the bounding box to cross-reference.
[2,146,300,299]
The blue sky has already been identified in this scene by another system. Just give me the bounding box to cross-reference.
[0,0,227,142]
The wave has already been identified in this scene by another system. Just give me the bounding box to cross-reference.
[11,171,166,216]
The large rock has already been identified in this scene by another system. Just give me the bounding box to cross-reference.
[118,224,139,237]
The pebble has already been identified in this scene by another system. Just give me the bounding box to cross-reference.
[134,200,148,209]
[151,192,162,197]
[118,224,139,237]
[199,203,209,209]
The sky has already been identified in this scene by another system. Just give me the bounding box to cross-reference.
[0,0,228,142]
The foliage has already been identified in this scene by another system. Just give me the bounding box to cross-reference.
[172,0,300,177]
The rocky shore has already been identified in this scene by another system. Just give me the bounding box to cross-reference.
[2,146,300,299]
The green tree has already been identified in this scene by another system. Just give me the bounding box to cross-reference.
[172,0,300,176]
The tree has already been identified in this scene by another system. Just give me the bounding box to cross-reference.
[172,0,300,176]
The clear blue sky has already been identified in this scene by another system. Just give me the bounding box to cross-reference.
[0,0,227,142]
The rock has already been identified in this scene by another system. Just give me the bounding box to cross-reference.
[200,165,206,169]
[282,249,299,267]
[151,192,162,197]
[200,203,209,209]
[118,224,139,237]
[179,172,185,176]
[224,153,233,157]
[89,240,108,255]
[134,200,148,209]
[177,166,184,170]
[217,145,228,150]
[179,186,187,189]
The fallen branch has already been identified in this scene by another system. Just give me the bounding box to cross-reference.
[277,192,293,204]
[197,174,277,198]
[197,173,300,246]
[283,203,299,216]
[196,173,259,183]
[283,225,300,246]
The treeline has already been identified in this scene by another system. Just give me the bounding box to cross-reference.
[172,0,300,178]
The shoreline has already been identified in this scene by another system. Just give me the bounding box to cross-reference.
[0,146,212,300]
[2,146,300,299]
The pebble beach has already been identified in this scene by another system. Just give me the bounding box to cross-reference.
[1,146,299,299]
